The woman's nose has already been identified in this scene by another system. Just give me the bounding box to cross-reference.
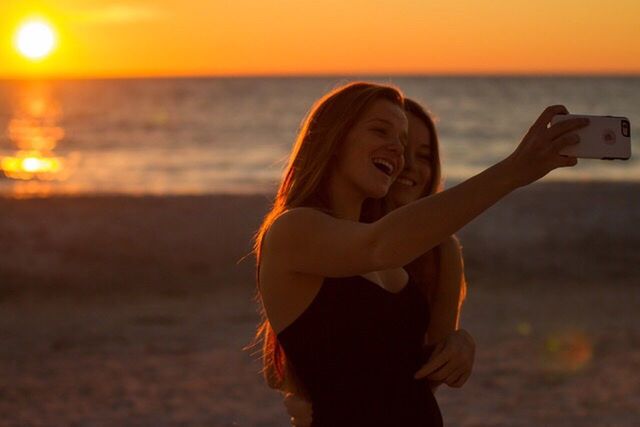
[387,138,405,155]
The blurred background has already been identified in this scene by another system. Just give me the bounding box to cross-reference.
[0,1,639,426]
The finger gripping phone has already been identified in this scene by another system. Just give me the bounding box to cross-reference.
[550,114,632,160]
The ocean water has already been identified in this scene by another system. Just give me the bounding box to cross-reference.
[0,76,638,196]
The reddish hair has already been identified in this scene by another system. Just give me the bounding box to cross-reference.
[248,82,405,394]
[400,98,446,304]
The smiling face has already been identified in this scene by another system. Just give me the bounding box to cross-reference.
[386,111,434,207]
[333,98,408,200]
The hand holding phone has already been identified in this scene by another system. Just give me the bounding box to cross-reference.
[550,114,631,160]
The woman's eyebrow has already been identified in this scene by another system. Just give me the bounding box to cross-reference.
[366,118,398,127]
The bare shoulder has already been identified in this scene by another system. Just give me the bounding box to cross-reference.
[272,206,330,226]
[440,234,463,254]
[264,207,329,244]
[262,205,378,278]
[445,234,461,246]
[261,207,331,273]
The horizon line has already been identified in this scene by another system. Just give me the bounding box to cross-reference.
[1,71,640,81]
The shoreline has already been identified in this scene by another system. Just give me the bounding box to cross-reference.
[1,180,638,297]
[1,177,639,200]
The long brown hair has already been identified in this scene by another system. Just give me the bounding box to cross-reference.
[400,98,446,304]
[249,82,405,394]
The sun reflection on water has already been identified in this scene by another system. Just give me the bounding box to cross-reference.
[1,84,78,196]
[1,151,63,179]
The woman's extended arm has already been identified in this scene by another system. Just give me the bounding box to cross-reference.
[370,103,585,269]
[264,106,587,278]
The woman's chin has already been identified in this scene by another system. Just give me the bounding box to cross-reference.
[371,187,390,199]
[364,181,393,199]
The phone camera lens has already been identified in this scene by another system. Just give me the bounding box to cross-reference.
[621,120,630,137]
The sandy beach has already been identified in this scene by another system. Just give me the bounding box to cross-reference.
[1,180,639,426]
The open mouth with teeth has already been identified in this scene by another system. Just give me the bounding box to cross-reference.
[372,158,394,177]
[395,177,416,187]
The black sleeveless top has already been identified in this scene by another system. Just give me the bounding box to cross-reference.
[277,275,443,426]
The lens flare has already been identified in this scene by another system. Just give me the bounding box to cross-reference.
[541,328,593,375]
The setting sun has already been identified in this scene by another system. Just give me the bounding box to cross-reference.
[15,20,56,60]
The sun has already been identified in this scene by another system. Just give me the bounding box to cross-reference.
[15,19,57,60]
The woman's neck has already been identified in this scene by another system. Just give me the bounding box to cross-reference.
[326,178,364,221]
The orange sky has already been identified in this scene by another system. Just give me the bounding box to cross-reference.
[1,0,639,78]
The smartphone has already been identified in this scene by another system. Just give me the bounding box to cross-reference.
[550,114,631,160]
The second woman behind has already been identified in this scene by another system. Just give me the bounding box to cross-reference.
[283,97,476,425]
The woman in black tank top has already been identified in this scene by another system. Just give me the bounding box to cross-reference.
[279,98,474,426]
[251,83,588,426]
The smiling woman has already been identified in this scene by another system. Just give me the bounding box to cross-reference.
[15,19,57,60]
